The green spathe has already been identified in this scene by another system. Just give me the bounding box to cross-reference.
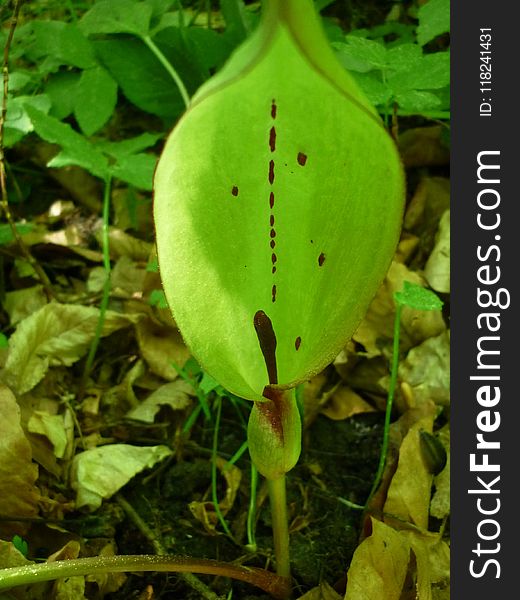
[154,0,405,402]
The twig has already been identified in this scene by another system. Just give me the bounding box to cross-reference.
[0,0,54,300]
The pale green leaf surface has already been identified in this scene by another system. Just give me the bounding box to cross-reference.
[2,304,138,395]
[154,0,404,401]
[71,444,172,510]
[74,66,118,136]
[417,0,450,46]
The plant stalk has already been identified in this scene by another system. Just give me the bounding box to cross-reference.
[268,475,291,581]
[0,555,291,599]
[142,35,190,108]
[366,303,402,505]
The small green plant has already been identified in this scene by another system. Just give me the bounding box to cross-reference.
[154,0,404,581]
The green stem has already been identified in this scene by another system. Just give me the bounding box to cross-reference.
[246,463,258,551]
[82,176,112,385]
[142,35,190,108]
[268,476,291,581]
[212,396,233,537]
[366,303,402,505]
[0,555,290,599]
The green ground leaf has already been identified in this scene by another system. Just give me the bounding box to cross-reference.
[74,66,118,136]
[79,0,153,37]
[97,133,162,158]
[92,37,185,120]
[417,0,450,46]
[351,72,392,106]
[25,106,109,179]
[394,281,443,311]
[0,223,33,245]
[111,153,157,190]
[220,0,252,42]
[44,72,80,120]
[394,90,441,112]
[30,21,97,69]
[335,36,387,71]
[389,51,449,91]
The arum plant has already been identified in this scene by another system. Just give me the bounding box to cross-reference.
[0,0,403,597]
[154,0,404,583]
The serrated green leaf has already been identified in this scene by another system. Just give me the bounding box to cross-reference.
[394,281,443,311]
[111,153,157,190]
[93,37,185,120]
[30,21,97,69]
[25,106,109,179]
[336,36,387,71]
[1,71,32,92]
[351,72,392,106]
[417,0,450,46]
[74,66,118,136]
[394,89,441,112]
[79,0,153,37]
[388,51,449,92]
[97,133,162,159]
[386,43,422,72]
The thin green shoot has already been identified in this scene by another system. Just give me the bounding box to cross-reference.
[224,439,248,469]
[268,476,290,579]
[212,396,233,538]
[82,176,112,386]
[182,403,202,434]
[172,360,211,419]
[366,281,443,506]
[246,463,258,551]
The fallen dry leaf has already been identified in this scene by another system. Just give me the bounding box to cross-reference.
[344,518,410,600]
[353,262,445,358]
[321,386,375,420]
[398,126,450,168]
[0,386,40,537]
[399,330,450,408]
[1,303,140,395]
[424,210,450,293]
[297,581,342,600]
[126,379,193,423]
[135,313,190,380]
[430,425,450,520]
[70,443,172,510]
[383,415,435,530]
